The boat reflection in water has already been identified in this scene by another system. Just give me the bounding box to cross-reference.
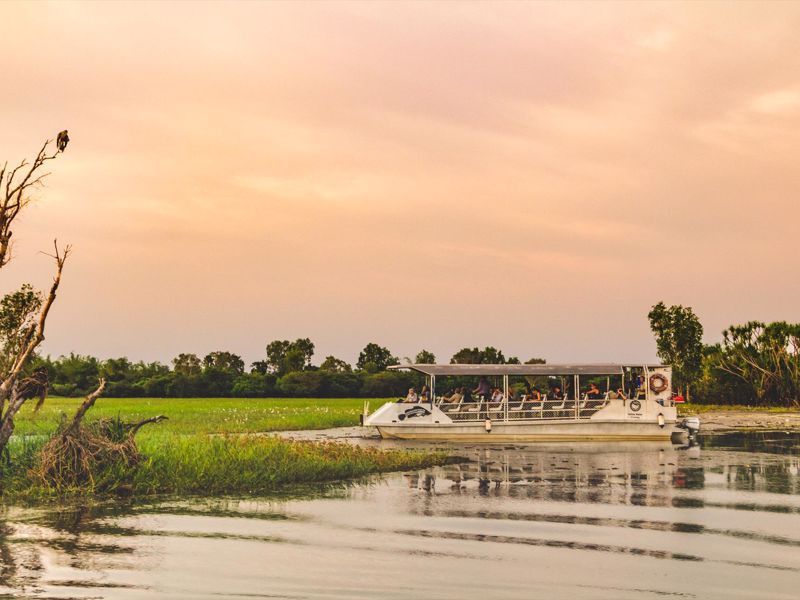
[404,441,697,504]
[1,434,800,599]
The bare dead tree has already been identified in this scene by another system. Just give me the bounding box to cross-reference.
[0,138,69,454]
[0,140,62,268]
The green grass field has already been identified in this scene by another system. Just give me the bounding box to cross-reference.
[14,396,386,438]
[3,396,440,499]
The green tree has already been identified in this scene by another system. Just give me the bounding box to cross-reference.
[101,357,133,382]
[250,360,269,374]
[319,355,352,372]
[202,351,245,375]
[525,357,547,364]
[0,284,43,373]
[265,338,315,375]
[282,347,307,374]
[172,353,202,376]
[450,346,508,364]
[265,340,290,371]
[54,354,101,389]
[414,350,436,364]
[717,321,800,406]
[648,302,704,398]
[356,343,397,373]
[231,373,277,397]
[450,347,481,364]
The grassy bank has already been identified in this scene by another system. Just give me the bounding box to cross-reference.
[2,396,442,499]
[3,434,444,499]
[14,396,384,438]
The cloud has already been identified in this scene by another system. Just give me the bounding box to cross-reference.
[637,29,674,51]
[752,88,800,115]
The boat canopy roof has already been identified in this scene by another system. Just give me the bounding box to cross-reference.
[388,363,666,376]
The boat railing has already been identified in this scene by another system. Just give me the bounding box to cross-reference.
[443,395,610,422]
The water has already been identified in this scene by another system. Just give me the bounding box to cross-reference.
[2,432,800,599]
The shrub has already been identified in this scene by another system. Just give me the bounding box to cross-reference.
[231,373,278,397]
[360,371,417,398]
[50,383,79,397]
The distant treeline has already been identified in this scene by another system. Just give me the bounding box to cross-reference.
[35,313,800,405]
[34,342,544,398]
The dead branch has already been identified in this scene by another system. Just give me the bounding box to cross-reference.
[0,136,69,456]
[0,139,62,268]
[0,240,70,403]
[63,378,106,438]
[126,415,168,437]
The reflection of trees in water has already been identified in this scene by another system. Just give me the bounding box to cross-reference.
[728,461,799,495]
[0,522,43,594]
[0,505,138,596]
[701,431,800,455]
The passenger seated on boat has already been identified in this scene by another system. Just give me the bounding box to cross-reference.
[473,376,491,400]
[521,382,532,399]
[403,388,419,403]
[462,387,481,412]
[521,387,543,417]
[586,383,603,399]
[549,386,563,400]
[420,385,430,402]
[609,388,626,400]
[488,389,505,417]
[440,388,463,411]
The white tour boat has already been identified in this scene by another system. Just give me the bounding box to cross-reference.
[365,363,694,442]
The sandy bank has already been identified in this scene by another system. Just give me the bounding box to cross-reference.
[680,409,800,433]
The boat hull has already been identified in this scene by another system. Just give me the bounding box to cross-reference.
[376,420,675,442]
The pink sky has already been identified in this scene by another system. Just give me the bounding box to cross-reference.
[1,1,799,367]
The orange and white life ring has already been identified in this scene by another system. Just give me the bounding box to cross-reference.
[649,373,669,394]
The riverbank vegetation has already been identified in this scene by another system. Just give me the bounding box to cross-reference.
[649,302,799,407]
[2,393,442,499]
[3,433,444,499]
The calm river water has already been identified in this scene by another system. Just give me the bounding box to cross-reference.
[2,432,800,599]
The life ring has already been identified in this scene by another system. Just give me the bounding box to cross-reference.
[649,373,669,394]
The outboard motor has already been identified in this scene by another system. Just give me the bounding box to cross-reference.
[680,416,701,435]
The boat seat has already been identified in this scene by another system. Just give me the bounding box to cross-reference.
[461,399,483,412]
[545,396,565,417]
[509,395,525,411]
[521,396,544,418]
[487,398,505,418]
[440,396,464,412]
